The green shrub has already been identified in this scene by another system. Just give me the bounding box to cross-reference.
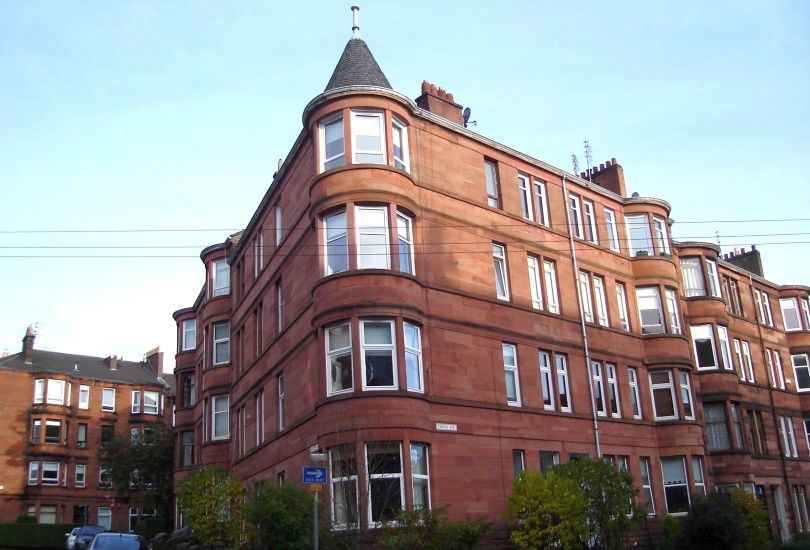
[381,506,488,549]
[176,466,249,548]
[684,489,771,550]
[0,523,79,549]
[134,516,170,540]
[249,483,326,550]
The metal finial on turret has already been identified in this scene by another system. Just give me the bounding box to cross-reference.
[351,6,360,39]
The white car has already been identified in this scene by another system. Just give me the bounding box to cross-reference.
[65,527,81,550]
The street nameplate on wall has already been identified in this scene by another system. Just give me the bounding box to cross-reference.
[435,422,458,432]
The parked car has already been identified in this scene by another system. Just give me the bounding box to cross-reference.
[65,527,81,550]
[74,526,107,550]
[87,533,147,550]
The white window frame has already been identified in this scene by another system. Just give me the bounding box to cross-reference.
[604,208,620,252]
[75,464,86,488]
[640,457,655,515]
[741,341,755,383]
[503,343,521,406]
[717,326,734,371]
[755,289,774,326]
[661,456,690,514]
[396,212,415,275]
[802,298,810,330]
[275,204,283,245]
[606,363,621,418]
[774,351,786,389]
[391,117,409,171]
[324,209,349,276]
[329,444,359,529]
[679,371,695,420]
[691,324,718,370]
[705,259,721,298]
[211,395,229,441]
[804,418,810,455]
[518,173,533,221]
[131,391,141,414]
[102,388,115,412]
[533,178,549,226]
[213,321,230,365]
[636,287,665,335]
[781,298,803,331]
[649,370,678,421]
[512,449,526,479]
[278,374,285,430]
[493,243,510,301]
[583,200,598,244]
[34,379,44,404]
[28,462,39,485]
[691,456,706,497]
[616,282,630,331]
[628,367,642,419]
[484,160,499,208]
[79,385,90,410]
[42,461,59,486]
[360,320,398,391]
[351,110,386,165]
[326,322,353,396]
[792,354,810,392]
[626,214,652,256]
[591,361,607,417]
[664,288,681,334]
[182,319,197,351]
[681,257,706,297]
[593,276,609,327]
[652,216,670,254]
[780,416,799,458]
[527,256,544,310]
[47,379,65,405]
[98,507,112,530]
[568,195,583,239]
[543,260,559,314]
[212,259,230,297]
[539,351,554,410]
[579,272,594,323]
[143,391,159,415]
[365,442,404,527]
[404,322,423,393]
[556,354,572,413]
[44,419,61,444]
[356,206,390,270]
[410,443,431,510]
[319,114,345,172]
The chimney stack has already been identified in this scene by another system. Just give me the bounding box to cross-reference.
[145,346,163,376]
[587,158,627,197]
[22,325,35,365]
[416,80,463,125]
[105,355,118,371]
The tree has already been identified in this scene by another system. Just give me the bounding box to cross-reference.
[249,483,320,550]
[504,470,588,549]
[554,458,644,549]
[97,421,174,529]
[683,489,769,550]
[176,466,249,548]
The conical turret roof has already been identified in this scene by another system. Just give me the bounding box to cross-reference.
[324,38,391,91]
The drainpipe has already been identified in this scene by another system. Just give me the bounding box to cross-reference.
[562,174,601,458]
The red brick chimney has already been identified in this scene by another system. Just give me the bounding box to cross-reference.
[22,325,35,365]
[105,355,118,371]
[416,80,463,125]
[581,158,627,197]
[144,346,163,375]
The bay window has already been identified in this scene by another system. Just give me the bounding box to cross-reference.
[143,391,159,415]
[705,403,730,450]
[212,395,229,440]
[351,111,385,164]
[626,214,652,256]
[616,281,630,331]
[691,324,718,370]
[781,298,803,331]
[366,442,404,525]
[636,287,664,334]
[628,367,642,419]
[42,461,60,486]
[320,109,412,172]
[661,457,690,514]
[326,322,353,395]
[653,216,670,254]
[319,115,345,171]
[392,117,409,170]
[47,379,65,405]
[664,289,681,334]
[182,319,197,351]
[361,321,396,390]
[357,207,390,269]
[212,259,230,297]
[681,258,706,297]
[396,213,414,274]
[649,371,677,420]
[325,210,349,275]
[640,457,655,514]
[717,326,734,371]
[404,323,423,392]
[213,321,230,365]
[792,354,810,392]
[705,259,721,297]
[679,372,694,420]
[330,444,359,529]
[410,444,430,509]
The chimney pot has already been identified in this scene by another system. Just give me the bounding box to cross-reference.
[429,83,437,95]
[421,80,429,93]
[599,163,605,171]
[580,172,586,178]
[751,244,757,251]
[446,92,454,102]
[611,157,617,164]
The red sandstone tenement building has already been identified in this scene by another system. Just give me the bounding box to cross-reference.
[172,10,810,542]
[0,327,174,531]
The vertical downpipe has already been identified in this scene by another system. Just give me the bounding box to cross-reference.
[562,174,601,457]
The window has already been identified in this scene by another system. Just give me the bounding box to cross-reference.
[319,115,345,171]
[556,354,572,412]
[404,323,423,392]
[626,214,652,256]
[77,424,87,448]
[616,282,630,331]
[533,179,549,226]
[327,322,353,395]
[351,111,386,164]
[539,351,554,410]
[512,450,525,479]
[276,280,283,331]
[691,324,718,370]
[39,505,56,524]
[79,385,89,409]
[484,160,500,208]
[653,216,670,254]
[681,258,706,297]
[213,321,230,365]
[275,204,283,245]
[277,375,285,430]
[411,443,430,510]
[805,419,810,455]
[75,464,86,488]
[705,259,721,298]
[766,350,786,389]
[740,341,755,383]
[583,200,598,243]
[492,244,510,301]
[705,403,731,451]
[34,379,44,404]
[793,354,810,391]
[636,287,664,334]
[102,388,115,412]
[391,117,409,170]
[591,361,606,417]
[182,320,197,351]
[593,276,609,327]
[212,259,230,297]
[661,457,690,514]
[640,457,655,515]
[780,416,799,458]
[692,457,706,496]
[649,371,677,420]
[754,289,774,326]
[101,425,114,445]
[212,395,229,440]
[356,206,390,269]
[579,272,594,323]
[543,260,560,314]
[143,391,159,415]
[98,507,112,530]
[749,410,766,455]
[503,343,521,406]
[330,444,359,528]
[131,391,141,414]
[31,419,41,443]
[47,379,65,405]
[606,363,621,418]
[396,213,414,275]
[324,210,349,275]
[540,451,560,474]
[366,442,404,525]
[527,256,543,310]
[361,321,397,390]
[717,326,734,371]
[722,276,744,316]
[731,403,745,448]
[604,208,620,251]
[180,431,194,467]
[803,298,810,329]
[518,174,533,221]
[181,374,196,407]
[256,390,264,445]
[255,230,264,275]
[679,372,694,420]
[42,461,59,485]
[664,289,681,334]
[44,420,61,444]
[568,195,583,239]
[628,367,642,419]
[129,507,138,533]
[781,298,803,331]
[28,462,39,484]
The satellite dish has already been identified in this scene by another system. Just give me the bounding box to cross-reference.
[462,107,471,125]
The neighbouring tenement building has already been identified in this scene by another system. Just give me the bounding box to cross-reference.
[172,9,810,543]
[0,327,174,532]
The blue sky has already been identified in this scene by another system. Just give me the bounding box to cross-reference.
[1,1,808,371]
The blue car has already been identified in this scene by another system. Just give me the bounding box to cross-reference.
[74,526,107,550]
[87,533,147,550]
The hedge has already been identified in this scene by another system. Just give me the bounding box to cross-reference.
[0,523,79,549]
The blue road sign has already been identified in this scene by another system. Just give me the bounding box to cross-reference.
[303,466,327,484]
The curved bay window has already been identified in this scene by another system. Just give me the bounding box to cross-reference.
[318,109,410,173]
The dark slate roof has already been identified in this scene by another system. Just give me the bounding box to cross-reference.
[325,38,391,91]
[0,350,168,388]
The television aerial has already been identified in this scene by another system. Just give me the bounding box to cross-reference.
[462,107,477,128]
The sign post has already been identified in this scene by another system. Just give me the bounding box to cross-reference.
[303,466,327,549]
